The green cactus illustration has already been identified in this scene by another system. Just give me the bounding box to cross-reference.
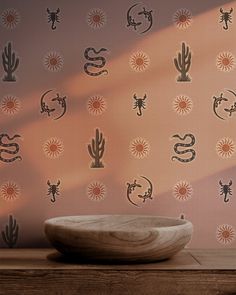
[88,128,105,168]
[174,42,191,82]
[1,215,19,248]
[2,42,19,82]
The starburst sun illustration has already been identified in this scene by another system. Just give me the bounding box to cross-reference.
[1,8,20,29]
[173,8,192,29]
[44,52,63,72]
[216,137,235,159]
[129,51,150,72]
[216,52,235,72]
[173,181,193,201]
[0,181,20,201]
[130,137,150,159]
[173,95,193,115]
[87,8,106,29]
[87,95,106,115]
[216,224,235,245]
[87,181,106,201]
[0,95,21,115]
[43,137,64,159]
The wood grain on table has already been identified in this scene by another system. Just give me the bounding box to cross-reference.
[0,249,236,295]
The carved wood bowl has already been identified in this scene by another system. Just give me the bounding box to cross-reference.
[44,215,193,263]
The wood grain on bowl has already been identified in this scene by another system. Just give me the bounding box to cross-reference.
[44,215,193,262]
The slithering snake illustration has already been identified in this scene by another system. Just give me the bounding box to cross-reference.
[0,134,22,163]
[84,47,108,76]
[171,133,196,163]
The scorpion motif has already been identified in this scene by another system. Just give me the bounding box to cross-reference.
[219,180,232,203]
[47,180,60,202]
[133,94,147,116]
[171,133,196,163]
[47,8,60,30]
[220,8,233,30]
[84,47,108,76]
[0,134,22,163]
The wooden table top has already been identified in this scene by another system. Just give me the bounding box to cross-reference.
[0,249,236,295]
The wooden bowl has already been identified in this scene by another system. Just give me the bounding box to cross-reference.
[44,215,193,262]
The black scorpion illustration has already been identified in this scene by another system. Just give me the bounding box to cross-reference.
[220,8,233,30]
[47,8,60,30]
[127,4,142,30]
[0,134,22,163]
[219,180,232,203]
[84,47,108,76]
[133,94,146,116]
[47,180,60,202]
[171,133,196,163]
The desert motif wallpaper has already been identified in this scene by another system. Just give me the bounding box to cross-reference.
[0,0,236,248]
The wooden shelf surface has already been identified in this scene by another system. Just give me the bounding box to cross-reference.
[0,248,236,295]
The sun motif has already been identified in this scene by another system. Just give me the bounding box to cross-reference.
[173,8,192,29]
[173,181,193,201]
[87,181,106,201]
[87,95,106,115]
[43,137,64,159]
[173,95,193,115]
[216,52,235,72]
[87,8,106,29]
[130,137,150,159]
[216,137,235,159]
[129,51,150,72]
[216,224,235,245]
[44,52,63,72]
[1,8,20,29]
[0,181,20,201]
[0,95,21,115]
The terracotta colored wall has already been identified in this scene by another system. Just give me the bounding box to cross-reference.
[0,0,236,248]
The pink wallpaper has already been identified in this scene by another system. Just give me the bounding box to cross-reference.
[0,0,236,248]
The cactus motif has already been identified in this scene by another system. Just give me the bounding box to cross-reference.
[88,128,105,168]
[174,42,191,82]
[1,215,19,248]
[2,42,19,82]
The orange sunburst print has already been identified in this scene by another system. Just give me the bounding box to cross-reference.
[129,51,150,72]
[87,95,106,115]
[173,181,193,201]
[130,137,150,159]
[173,95,193,115]
[44,52,63,72]
[0,181,20,201]
[87,8,106,29]
[43,137,64,159]
[216,52,235,72]
[173,8,192,29]
[216,137,235,159]
[0,95,21,115]
[1,8,20,29]
[87,181,106,201]
[216,224,235,245]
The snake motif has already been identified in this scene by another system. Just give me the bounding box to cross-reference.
[0,134,22,163]
[84,47,108,76]
[171,133,196,163]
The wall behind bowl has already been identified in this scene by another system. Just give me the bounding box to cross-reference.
[0,0,236,248]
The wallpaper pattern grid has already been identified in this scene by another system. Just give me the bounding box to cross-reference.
[0,0,236,248]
